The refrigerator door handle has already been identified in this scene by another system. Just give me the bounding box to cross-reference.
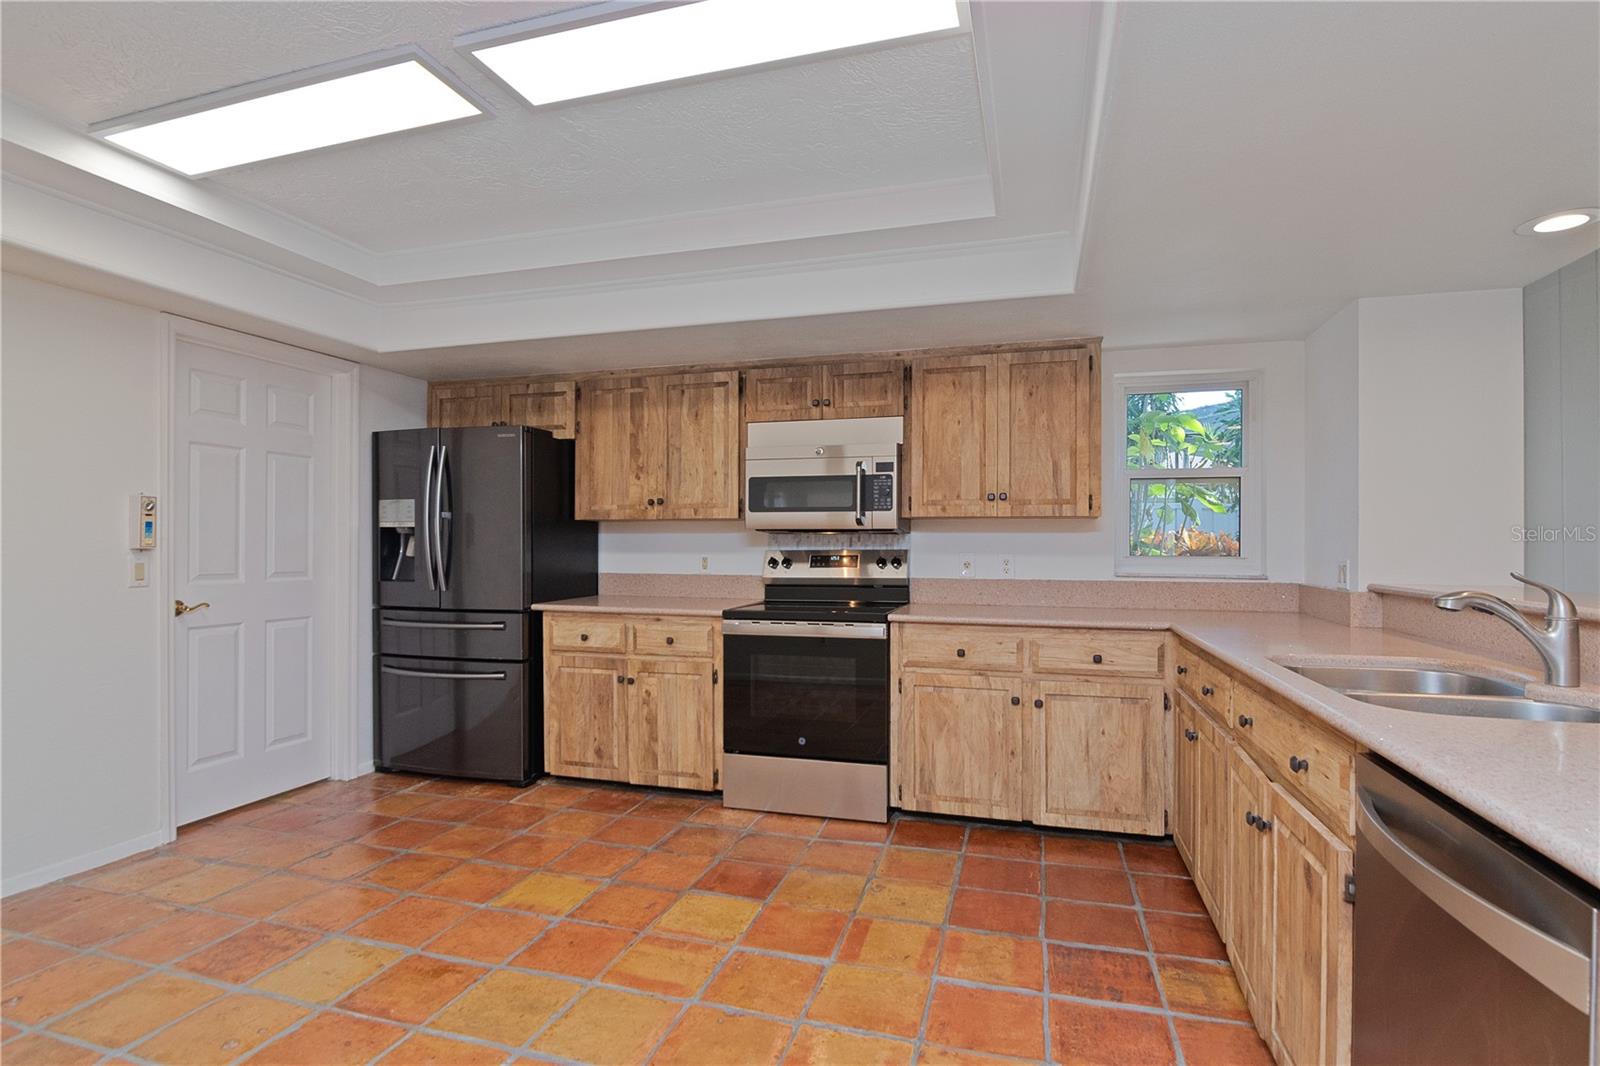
[433,444,449,593]
[421,444,437,591]
[381,665,506,681]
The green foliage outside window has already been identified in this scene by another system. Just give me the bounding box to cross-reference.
[1126,390,1243,557]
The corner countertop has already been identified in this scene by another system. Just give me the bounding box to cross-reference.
[893,602,1600,887]
[533,594,754,618]
[1369,583,1600,622]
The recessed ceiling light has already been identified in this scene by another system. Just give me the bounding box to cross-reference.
[462,0,965,108]
[96,53,483,176]
[1514,208,1599,236]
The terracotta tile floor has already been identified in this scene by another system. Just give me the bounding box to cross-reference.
[1,774,1275,1065]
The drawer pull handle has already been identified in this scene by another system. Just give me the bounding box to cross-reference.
[665,636,675,645]
[1092,654,1103,664]
[1256,817,1273,833]
[1184,729,1198,742]
[1237,714,1253,728]
[1010,696,1021,706]
[1289,755,1309,773]
[1177,665,1188,675]
[1245,811,1258,827]
[956,648,966,658]
[580,633,589,641]
[1201,685,1214,696]
[1034,698,1044,709]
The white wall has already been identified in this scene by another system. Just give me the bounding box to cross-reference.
[355,367,429,769]
[1303,303,1360,589]
[1356,290,1524,587]
[0,272,425,893]
[2,273,168,892]
[600,340,1309,582]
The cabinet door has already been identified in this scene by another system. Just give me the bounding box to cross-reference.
[660,372,741,519]
[1029,679,1165,835]
[1172,697,1199,868]
[898,671,1026,820]
[575,377,657,520]
[545,654,629,781]
[1225,741,1274,1030]
[823,360,903,419]
[996,349,1097,516]
[504,381,575,439]
[1192,709,1230,924]
[430,384,502,428]
[1269,783,1353,1066]
[744,364,824,422]
[908,355,998,516]
[627,658,716,791]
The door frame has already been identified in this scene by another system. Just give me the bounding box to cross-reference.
[158,315,363,840]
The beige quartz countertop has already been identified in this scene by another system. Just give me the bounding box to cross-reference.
[533,594,754,618]
[893,603,1600,886]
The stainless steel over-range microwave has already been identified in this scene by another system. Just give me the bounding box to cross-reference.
[744,416,903,532]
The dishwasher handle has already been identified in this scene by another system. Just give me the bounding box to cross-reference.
[1357,790,1592,1014]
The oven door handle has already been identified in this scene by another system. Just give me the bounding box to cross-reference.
[855,462,866,527]
[723,619,887,640]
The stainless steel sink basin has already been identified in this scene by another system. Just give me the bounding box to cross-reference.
[1343,692,1600,724]
[1285,665,1526,697]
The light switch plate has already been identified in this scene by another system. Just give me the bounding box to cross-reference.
[129,556,149,588]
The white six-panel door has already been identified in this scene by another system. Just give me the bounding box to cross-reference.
[173,331,334,824]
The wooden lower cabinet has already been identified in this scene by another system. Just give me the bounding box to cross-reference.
[897,671,1028,821]
[543,614,720,790]
[1225,739,1274,1027]
[1030,678,1165,835]
[1268,783,1353,1066]
[1172,697,1198,867]
[1191,705,1230,923]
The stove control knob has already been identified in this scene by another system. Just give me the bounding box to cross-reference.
[781,558,793,569]
[766,557,780,569]
[890,557,904,569]
[875,557,888,569]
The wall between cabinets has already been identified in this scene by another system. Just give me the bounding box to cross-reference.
[599,340,1308,582]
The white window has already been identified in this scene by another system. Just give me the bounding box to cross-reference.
[1114,371,1263,578]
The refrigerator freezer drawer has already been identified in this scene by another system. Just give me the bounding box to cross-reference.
[376,609,528,661]
[377,656,532,783]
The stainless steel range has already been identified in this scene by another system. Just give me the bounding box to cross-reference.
[720,549,908,823]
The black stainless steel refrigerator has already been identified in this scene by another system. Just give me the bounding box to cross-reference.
[374,426,596,784]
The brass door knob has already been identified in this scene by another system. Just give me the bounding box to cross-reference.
[174,599,211,617]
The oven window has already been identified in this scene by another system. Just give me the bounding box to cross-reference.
[747,475,856,513]
[723,634,889,763]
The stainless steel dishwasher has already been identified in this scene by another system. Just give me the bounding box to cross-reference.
[1354,755,1598,1065]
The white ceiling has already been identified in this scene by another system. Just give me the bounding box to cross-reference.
[1,1,1596,378]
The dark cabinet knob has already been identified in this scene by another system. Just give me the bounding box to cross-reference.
[665,636,675,645]
[1034,698,1044,708]
[1237,714,1252,728]
[956,648,966,657]
[986,493,997,501]
[616,675,625,683]
[657,496,664,505]
[1177,665,1188,675]
[1245,811,1258,826]
[998,492,1008,501]
[811,398,821,407]
[580,633,589,642]
[646,498,655,507]
[1256,817,1273,833]
[1091,654,1103,664]
[1289,755,1309,774]
[1184,729,1198,742]
[627,677,636,685]
[822,398,832,407]
[1201,685,1214,697]
[1010,696,1021,706]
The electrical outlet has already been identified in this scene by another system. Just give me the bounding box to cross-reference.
[1337,561,1350,590]
[700,556,709,572]
[1000,557,1013,578]
[959,559,975,578]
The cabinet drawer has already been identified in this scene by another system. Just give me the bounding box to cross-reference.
[632,618,717,657]
[1235,683,1355,836]
[1030,630,1164,677]
[1177,644,1232,719]
[548,615,627,653]
[899,624,1025,672]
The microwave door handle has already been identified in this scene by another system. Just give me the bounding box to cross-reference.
[855,462,866,526]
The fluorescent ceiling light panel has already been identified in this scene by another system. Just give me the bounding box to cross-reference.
[103,59,481,175]
[470,0,965,106]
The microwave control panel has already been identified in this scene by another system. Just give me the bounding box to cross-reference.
[865,473,895,511]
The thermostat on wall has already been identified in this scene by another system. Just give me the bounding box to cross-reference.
[130,494,158,550]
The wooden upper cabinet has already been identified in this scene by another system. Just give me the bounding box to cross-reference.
[429,384,502,428]
[897,671,1027,821]
[908,355,998,517]
[660,372,740,519]
[1029,678,1165,835]
[1270,783,1353,1066]
[504,381,575,439]
[823,361,903,418]
[744,364,824,422]
[997,349,1099,516]
[575,376,657,520]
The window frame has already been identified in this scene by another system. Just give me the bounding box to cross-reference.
[1113,370,1265,578]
